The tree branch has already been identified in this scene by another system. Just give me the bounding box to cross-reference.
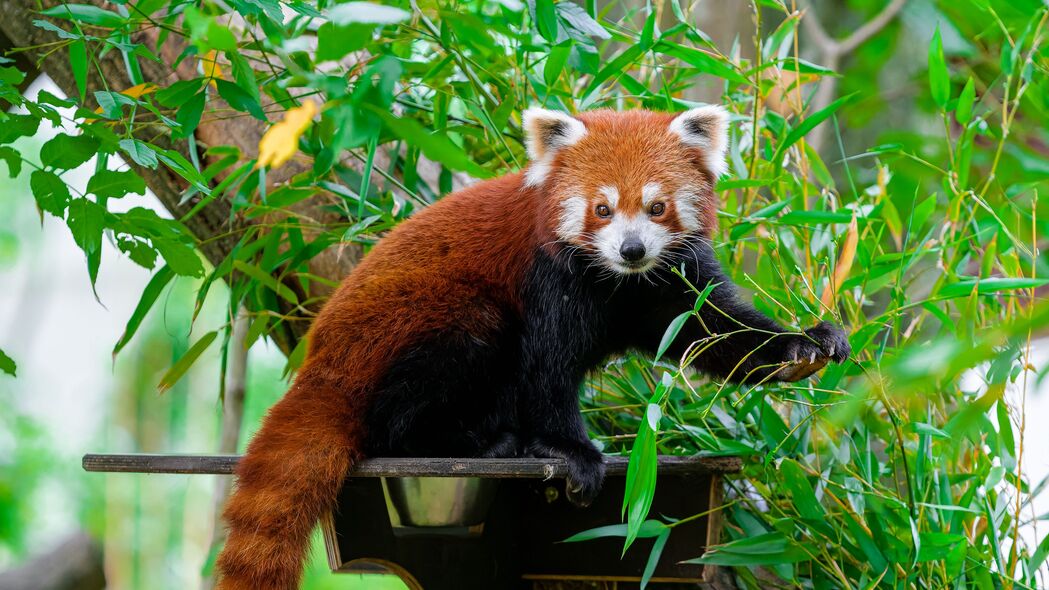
[838,0,908,56]
[801,0,908,153]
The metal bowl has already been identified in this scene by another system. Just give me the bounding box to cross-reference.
[381,476,497,530]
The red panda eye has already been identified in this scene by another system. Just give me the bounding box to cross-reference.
[650,202,665,216]
[595,204,612,218]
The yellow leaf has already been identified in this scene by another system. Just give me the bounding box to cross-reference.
[257,101,318,169]
[89,82,158,118]
[120,82,158,99]
[820,214,859,309]
[200,50,223,88]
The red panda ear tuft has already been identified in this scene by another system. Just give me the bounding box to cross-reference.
[522,108,587,185]
[668,105,730,178]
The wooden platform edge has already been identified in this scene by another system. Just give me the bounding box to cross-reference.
[82,453,743,477]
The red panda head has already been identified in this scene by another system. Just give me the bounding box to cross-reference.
[523,107,728,275]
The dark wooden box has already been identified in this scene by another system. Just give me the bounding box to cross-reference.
[84,454,740,589]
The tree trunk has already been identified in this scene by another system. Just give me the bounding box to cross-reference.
[0,531,106,590]
[0,0,365,353]
[199,309,250,590]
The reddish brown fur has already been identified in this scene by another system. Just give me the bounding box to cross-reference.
[216,174,542,590]
[216,110,723,589]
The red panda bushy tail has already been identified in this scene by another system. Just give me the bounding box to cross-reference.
[216,369,365,590]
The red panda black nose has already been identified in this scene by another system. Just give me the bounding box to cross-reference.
[620,238,646,262]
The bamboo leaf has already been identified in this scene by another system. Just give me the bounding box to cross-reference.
[119,139,158,168]
[561,520,665,543]
[683,533,810,566]
[772,93,858,165]
[69,39,87,102]
[655,311,690,362]
[640,529,670,589]
[928,26,950,108]
[780,458,824,520]
[42,4,126,28]
[0,348,15,377]
[939,277,1049,298]
[233,260,300,305]
[956,77,975,125]
[328,2,409,25]
[366,105,491,178]
[157,330,218,393]
[113,266,175,358]
[778,209,854,225]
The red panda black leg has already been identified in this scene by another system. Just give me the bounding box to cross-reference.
[658,240,850,383]
[519,254,610,506]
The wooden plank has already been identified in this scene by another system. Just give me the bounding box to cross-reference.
[82,453,742,477]
[83,454,240,474]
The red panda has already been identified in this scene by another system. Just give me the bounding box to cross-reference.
[215,107,849,590]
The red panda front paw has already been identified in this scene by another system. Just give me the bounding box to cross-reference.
[778,321,850,382]
[563,448,606,507]
[528,437,606,507]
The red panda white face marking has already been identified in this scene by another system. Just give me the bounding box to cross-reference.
[641,182,661,205]
[525,107,730,274]
[672,186,704,233]
[556,195,588,239]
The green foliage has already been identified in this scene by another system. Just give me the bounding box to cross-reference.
[0,348,15,377]
[0,0,1047,588]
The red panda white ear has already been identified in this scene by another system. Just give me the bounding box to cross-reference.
[669,105,730,178]
[523,108,587,186]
